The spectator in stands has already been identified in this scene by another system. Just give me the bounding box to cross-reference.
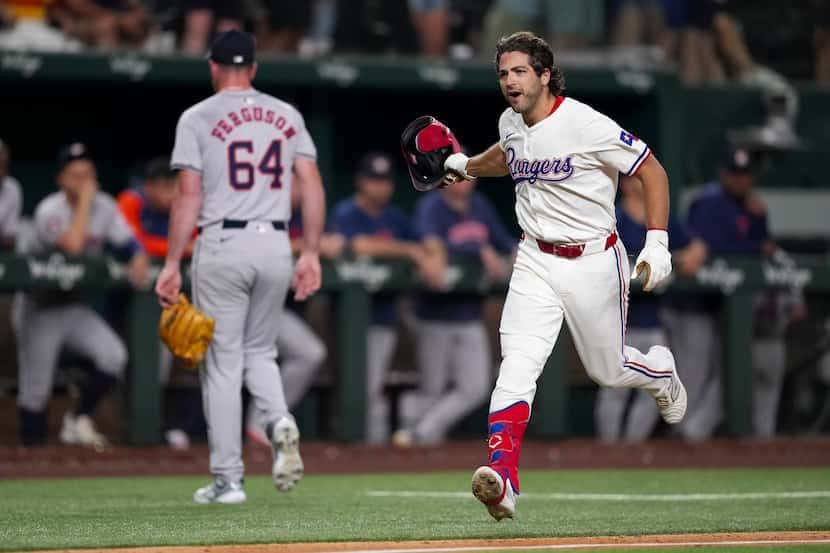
[14,142,150,448]
[593,175,707,442]
[0,139,22,252]
[329,151,441,444]
[408,0,449,56]
[180,0,242,54]
[245,176,341,446]
[393,176,514,447]
[0,0,81,51]
[255,0,312,53]
[664,147,805,440]
[49,0,150,49]
[480,0,604,56]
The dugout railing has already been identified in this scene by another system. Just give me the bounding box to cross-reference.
[1,253,828,444]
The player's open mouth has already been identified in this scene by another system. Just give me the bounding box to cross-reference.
[508,91,522,103]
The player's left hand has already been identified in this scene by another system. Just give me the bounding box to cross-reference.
[155,261,182,308]
[127,252,151,289]
[631,229,672,292]
[292,251,321,301]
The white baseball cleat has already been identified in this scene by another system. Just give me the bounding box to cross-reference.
[270,417,304,492]
[59,413,108,450]
[650,346,687,424]
[471,466,516,521]
[193,478,246,504]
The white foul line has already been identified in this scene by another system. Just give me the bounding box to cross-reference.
[367,490,830,501]
[321,539,830,553]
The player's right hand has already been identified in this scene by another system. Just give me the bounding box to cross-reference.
[155,262,182,308]
[444,153,472,183]
[78,178,98,203]
[292,251,321,301]
[631,229,672,292]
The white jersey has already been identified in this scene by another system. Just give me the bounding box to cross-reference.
[0,175,22,242]
[32,191,135,255]
[499,97,651,244]
[171,88,317,228]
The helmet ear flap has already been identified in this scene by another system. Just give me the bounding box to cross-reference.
[400,115,459,192]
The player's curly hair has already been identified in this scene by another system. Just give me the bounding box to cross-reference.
[495,31,566,96]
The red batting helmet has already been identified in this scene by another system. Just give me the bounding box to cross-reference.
[400,115,461,192]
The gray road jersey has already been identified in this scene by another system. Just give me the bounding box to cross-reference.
[28,191,135,306]
[32,191,134,255]
[171,88,317,227]
[0,176,22,241]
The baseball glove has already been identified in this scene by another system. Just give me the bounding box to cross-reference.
[159,294,215,369]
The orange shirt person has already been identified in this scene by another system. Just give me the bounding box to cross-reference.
[117,157,195,259]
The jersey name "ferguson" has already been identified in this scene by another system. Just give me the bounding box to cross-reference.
[211,108,298,143]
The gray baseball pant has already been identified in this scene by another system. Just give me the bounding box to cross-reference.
[594,326,666,442]
[401,320,492,445]
[366,325,397,444]
[192,222,294,483]
[13,294,126,412]
[246,309,327,431]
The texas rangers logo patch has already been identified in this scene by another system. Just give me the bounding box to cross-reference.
[619,131,639,146]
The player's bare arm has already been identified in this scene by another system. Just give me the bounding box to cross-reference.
[418,236,447,289]
[630,154,673,291]
[155,168,202,307]
[56,179,96,255]
[634,154,669,231]
[292,157,325,301]
[445,143,508,182]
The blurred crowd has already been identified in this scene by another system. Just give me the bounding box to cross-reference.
[0,0,828,83]
[1,134,829,450]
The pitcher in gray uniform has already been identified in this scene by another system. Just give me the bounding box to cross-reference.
[15,142,150,448]
[155,30,325,504]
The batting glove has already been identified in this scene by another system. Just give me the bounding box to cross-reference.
[444,152,472,181]
[631,229,672,292]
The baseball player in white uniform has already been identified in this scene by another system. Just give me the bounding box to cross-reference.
[155,30,325,504]
[0,139,22,251]
[442,31,687,521]
[15,142,150,448]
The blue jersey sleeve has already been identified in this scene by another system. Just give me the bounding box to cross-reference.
[329,201,362,238]
[389,205,417,241]
[480,195,516,254]
[667,216,691,251]
[414,193,446,240]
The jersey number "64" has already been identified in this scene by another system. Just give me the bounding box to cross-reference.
[227,140,284,190]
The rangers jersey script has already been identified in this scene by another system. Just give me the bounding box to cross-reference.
[499,96,651,243]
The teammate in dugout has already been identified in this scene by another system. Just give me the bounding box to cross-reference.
[0,139,23,251]
[664,147,805,440]
[393,175,516,447]
[594,174,707,442]
[329,151,442,444]
[155,30,325,504]
[14,142,151,448]
[441,31,687,520]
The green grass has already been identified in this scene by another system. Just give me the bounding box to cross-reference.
[1,468,829,551]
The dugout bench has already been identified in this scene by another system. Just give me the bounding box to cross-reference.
[1,252,828,445]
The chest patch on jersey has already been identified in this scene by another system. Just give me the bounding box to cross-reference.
[505,146,574,185]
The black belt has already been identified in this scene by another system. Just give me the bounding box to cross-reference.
[197,219,287,234]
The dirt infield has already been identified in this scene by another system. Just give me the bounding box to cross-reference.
[19,532,830,553]
[2,438,830,479]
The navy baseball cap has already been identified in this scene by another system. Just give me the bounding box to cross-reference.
[208,30,256,66]
[357,152,394,180]
[56,142,93,171]
[722,147,755,173]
